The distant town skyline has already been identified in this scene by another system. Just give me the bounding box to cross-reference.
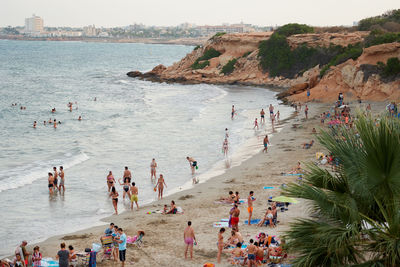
[1,0,399,28]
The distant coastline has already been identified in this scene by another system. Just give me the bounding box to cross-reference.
[0,35,205,46]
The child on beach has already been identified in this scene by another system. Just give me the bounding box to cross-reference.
[32,246,42,267]
[254,118,258,130]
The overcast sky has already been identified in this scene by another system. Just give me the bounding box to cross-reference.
[1,0,399,27]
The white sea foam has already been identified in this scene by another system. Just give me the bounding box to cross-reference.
[0,151,89,192]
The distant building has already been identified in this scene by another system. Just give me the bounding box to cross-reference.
[196,23,255,36]
[24,14,44,34]
[83,25,97,36]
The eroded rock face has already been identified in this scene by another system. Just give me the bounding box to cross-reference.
[126,31,399,102]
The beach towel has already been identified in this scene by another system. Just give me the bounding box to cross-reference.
[213,221,229,227]
[263,186,274,189]
[40,258,59,267]
[281,173,303,176]
[244,219,261,225]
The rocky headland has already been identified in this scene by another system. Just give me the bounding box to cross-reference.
[128,27,400,102]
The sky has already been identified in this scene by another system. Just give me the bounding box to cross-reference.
[1,0,399,28]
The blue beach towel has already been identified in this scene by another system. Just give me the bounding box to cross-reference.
[263,186,274,189]
[40,258,59,267]
[244,219,261,225]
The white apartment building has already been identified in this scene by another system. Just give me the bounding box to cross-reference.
[25,14,44,33]
[83,25,97,36]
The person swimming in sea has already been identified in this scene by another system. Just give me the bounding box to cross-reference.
[33,121,37,128]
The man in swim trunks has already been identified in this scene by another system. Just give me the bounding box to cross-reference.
[269,104,274,118]
[263,135,270,153]
[48,172,54,194]
[59,166,65,193]
[186,156,197,175]
[123,166,131,183]
[231,105,236,119]
[184,221,196,260]
[247,191,256,225]
[53,167,59,191]
[230,204,240,231]
[247,239,257,267]
[130,182,139,211]
[260,109,265,124]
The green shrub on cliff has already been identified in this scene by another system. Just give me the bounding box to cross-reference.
[383,57,400,76]
[258,34,292,76]
[319,44,363,77]
[191,60,210,70]
[364,31,400,47]
[191,48,221,70]
[275,23,314,37]
[221,58,237,75]
[193,45,201,50]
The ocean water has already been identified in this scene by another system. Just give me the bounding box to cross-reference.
[0,40,292,257]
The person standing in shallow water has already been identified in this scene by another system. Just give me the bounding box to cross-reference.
[110,186,119,215]
[231,105,235,119]
[53,167,59,191]
[123,166,131,183]
[155,174,167,199]
[59,166,65,193]
[150,158,157,181]
[263,135,270,152]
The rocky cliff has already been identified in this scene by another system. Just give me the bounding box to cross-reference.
[127,31,399,102]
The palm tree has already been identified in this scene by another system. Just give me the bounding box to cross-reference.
[283,114,400,266]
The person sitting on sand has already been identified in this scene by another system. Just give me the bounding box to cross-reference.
[302,140,314,149]
[257,207,275,227]
[227,229,243,246]
[165,200,177,214]
[219,191,235,203]
[162,204,168,214]
[230,242,246,265]
[289,162,302,174]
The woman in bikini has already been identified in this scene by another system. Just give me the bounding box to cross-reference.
[106,171,116,192]
[155,174,167,199]
[222,138,229,157]
[109,186,119,215]
[150,158,157,181]
[118,178,131,200]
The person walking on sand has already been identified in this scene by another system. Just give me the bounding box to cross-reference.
[217,228,226,264]
[305,105,309,119]
[106,171,116,192]
[260,109,265,124]
[110,186,119,215]
[253,118,258,130]
[231,105,235,119]
[184,221,197,260]
[48,173,54,194]
[123,166,131,183]
[150,158,157,181]
[53,167,59,191]
[118,178,131,200]
[130,182,139,210]
[59,166,65,193]
[186,156,197,175]
[263,135,270,152]
[222,138,229,157]
[155,174,167,199]
[247,191,256,225]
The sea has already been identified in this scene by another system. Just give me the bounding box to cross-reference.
[0,39,292,257]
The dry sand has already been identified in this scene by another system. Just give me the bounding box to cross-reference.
[10,101,385,266]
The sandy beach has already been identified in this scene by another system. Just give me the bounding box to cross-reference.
[6,101,340,267]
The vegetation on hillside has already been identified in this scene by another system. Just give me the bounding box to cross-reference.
[274,23,314,37]
[284,114,400,266]
[358,9,400,31]
[191,48,221,70]
[258,24,363,78]
[193,45,201,50]
[220,58,237,75]
[364,31,400,47]
[209,32,226,40]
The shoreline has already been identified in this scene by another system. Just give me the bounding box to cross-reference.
[4,100,329,266]
[0,36,205,46]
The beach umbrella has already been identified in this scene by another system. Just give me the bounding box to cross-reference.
[271,196,298,203]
